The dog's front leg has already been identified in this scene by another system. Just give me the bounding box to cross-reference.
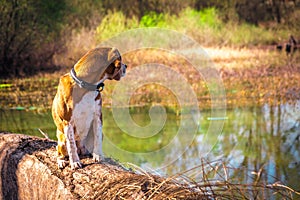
[92,102,104,162]
[65,123,82,169]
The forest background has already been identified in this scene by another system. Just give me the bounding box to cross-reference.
[0,0,299,77]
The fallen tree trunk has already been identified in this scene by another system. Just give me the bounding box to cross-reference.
[0,132,208,200]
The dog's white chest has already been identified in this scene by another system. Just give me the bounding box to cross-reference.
[72,92,100,136]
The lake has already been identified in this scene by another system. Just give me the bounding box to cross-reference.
[0,101,299,192]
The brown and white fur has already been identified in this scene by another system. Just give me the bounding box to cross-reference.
[52,47,126,169]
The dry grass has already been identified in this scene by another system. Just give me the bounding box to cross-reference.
[115,159,299,199]
[53,27,98,68]
[0,46,299,109]
[34,139,299,200]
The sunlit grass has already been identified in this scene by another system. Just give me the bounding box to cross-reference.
[1,46,299,110]
[95,7,294,47]
[121,159,298,199]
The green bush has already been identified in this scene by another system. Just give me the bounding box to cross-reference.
[140,12,166,27]
[198,7,221,28]
[96,11,139,41]
[165,7,290,46]
[1,0,299,77]
[0,0,67,77]
[96,7,293,47]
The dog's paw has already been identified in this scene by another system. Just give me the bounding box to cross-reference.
[92,153,104,162]
[70,161,82,169]
[57,159,67,169]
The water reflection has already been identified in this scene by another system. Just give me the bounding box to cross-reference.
[158,101,300,190]
[0,101,299,191]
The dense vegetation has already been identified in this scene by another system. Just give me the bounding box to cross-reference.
[1,2,299,198]
[0,0,299,77]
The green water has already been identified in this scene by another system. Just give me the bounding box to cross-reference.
[0,102,299,192]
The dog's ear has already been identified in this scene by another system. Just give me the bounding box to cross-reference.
[107,47,121,63]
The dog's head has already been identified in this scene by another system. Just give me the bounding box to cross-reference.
[105,48,127,81]
[73,47,127,86]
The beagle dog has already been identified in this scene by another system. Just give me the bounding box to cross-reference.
[52,47,127,169]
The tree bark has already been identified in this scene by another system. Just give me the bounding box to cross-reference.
[0,132,207,200]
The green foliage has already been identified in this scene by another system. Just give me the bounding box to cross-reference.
[63,0,104,28]
[32,0,67,32]
[96,11,138,41]
[0,0,104,77]
[198,7,221,28]
[166,7,293,46]
[140,12,166,27]
[96,7,291,46]
[225,23,276,45]
[1,0,299,77]
[0,84,12,89]
[0,0,68,77]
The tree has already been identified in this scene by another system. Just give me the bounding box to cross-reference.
[0,0,67,77]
